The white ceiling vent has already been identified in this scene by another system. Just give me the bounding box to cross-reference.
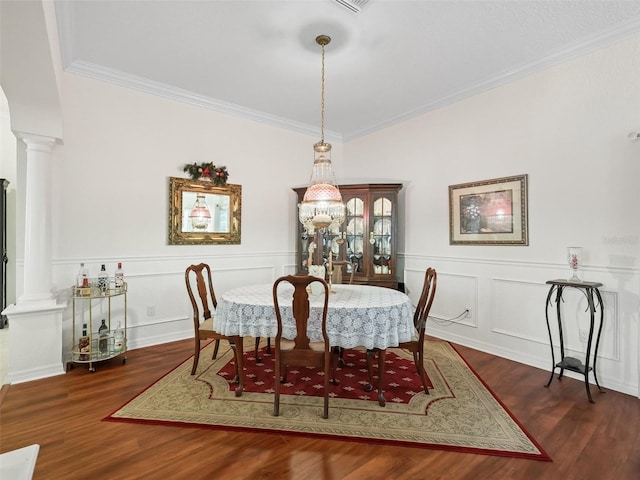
[332,0,370,15]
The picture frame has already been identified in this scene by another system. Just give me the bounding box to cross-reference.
[449,174,528,246]
[168,177,241,245]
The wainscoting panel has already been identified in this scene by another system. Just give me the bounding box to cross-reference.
[405,268,478,328]
[491,279,551,346]
[402,253,637,397]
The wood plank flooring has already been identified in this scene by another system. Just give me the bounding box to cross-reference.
[1,339,638,480]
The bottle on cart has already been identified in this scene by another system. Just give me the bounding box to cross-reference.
[76,263,88,292]
[97,264,108,293]
[114,321,125,353]
[79,323,90,361]
[98,319,109,355]
[114,262,124,291]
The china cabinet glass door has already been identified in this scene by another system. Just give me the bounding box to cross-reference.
[294,183,402,289]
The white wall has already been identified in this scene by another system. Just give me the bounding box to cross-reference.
[345,34,640,397]
[45,72,345,352]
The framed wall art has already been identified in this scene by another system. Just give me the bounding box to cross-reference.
[449,174,528,246]
[168,177,241,245]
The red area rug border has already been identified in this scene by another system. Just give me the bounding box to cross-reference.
[103,341,552,461]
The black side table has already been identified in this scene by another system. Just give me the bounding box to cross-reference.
[544,279,605,403]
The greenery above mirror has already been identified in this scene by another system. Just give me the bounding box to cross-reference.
[168,177,241,245]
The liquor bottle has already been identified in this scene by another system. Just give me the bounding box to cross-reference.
[79,323,90,361]
[97,264,108,293]
[98,319,109,354]
[76,263,88,287]
[114,321,125,353]
[114,262,124,291]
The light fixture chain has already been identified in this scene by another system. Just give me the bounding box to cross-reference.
[320,41,325,145]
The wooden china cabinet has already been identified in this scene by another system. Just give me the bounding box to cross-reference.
[293,183,402,289]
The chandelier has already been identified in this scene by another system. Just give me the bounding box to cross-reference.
[298,34,345,234]
[189,194,211,230]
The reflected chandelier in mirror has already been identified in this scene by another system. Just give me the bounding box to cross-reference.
[168,177,241,245]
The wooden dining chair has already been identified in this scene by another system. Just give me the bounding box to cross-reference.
[185,263,240,381]
[272,274,337,419]
[365,268,437,403]
[367,268,438,396]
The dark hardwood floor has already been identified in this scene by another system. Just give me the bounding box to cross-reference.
[1,339,638,479]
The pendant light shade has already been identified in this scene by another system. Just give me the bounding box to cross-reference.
[298,35,345,234]
[189,194,211,230]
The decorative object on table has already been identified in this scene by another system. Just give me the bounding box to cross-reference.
[168,177,241,245]
[182,162,229,186]
[567,246,583,281]
[449,174,528,245]
[106,340,550,461]
[297,35,345,235]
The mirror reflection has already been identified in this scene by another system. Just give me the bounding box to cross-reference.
[181,192,231,233]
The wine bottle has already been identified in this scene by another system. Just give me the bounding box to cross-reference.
[98,319,109,354]
[76,263,88,288]
[97,264,108,293]
[114,262,124,291]
[79,323,90,361]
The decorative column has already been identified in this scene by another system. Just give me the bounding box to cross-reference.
[2,133,66,383]
[18,134,56,305]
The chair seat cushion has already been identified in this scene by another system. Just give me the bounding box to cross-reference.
[280,339,326,352]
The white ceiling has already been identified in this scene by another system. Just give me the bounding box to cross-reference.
[55,0,640,141]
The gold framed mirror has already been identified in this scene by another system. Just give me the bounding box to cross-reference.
[168,177,241,245]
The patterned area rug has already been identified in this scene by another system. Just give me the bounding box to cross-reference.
[105,340,550,460]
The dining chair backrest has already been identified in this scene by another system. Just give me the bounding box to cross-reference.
[273,274,330,350]
[414,267,437,341]
[185,263,218,326]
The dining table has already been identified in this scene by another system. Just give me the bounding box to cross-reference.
[213,282,416,404]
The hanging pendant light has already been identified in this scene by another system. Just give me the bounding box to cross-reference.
[298,35,345,234]
[189,194,212,230]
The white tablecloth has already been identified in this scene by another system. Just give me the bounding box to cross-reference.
[213,283,415,350]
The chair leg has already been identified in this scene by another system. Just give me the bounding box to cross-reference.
[338,347,346,366]
[364,349,376,392]
[330,347,340,385]
[273,352,281,416]
[414,350,430,394]
[191,337,201,375]
[376,349,386,407]
[254,337,262,363]
[322,358,330,419]
[230,336,244,397]
[266,337,272,354]
[212,339,220,359]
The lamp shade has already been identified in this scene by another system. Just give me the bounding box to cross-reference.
[298,142,345,232]
[189,194,211,230]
